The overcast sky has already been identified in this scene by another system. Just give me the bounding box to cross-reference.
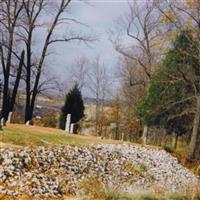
[46,0,129,84]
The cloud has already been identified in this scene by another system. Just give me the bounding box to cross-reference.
[47,1,129,95]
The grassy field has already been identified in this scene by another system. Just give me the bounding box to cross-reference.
[0,124,121,147]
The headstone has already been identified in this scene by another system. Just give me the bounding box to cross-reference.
[70,123,74,134]
[1,118,6,126]
[26,120,30,126]
[7,112,13,124]
[65,114,71,132]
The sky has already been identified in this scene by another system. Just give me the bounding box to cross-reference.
[46,0,129,85]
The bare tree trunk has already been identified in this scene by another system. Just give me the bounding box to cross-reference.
[142,125,148,144]
[2,42,12,120]
[25,42,32,123]
[174,134,179,149]
[9,50,24,113]
[95,104,99,135]
[187,96,200,160]
[115,123,119,140]
[24,26,34,123]
[2,76,10,120]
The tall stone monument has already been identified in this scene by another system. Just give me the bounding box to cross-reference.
[65,114,71,132]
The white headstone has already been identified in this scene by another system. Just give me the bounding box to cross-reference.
[26,120,30,125]
[7,112,13,124]
[1,118,5,126]
[65,114,71,132]
[70,123,74,134]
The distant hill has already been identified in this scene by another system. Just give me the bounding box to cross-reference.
[83,97,112,106]
[14,94,112,117]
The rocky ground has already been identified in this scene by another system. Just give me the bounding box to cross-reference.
[0,144,198,198]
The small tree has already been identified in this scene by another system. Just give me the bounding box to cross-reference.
[59,84,84,130]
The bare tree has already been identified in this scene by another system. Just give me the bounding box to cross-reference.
[87,56,110,136]
[115,57,144,141]
[19,0,95,123]
[70,56,89,90]
[111,0,162,143]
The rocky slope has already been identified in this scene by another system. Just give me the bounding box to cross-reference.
[0,144,198,198]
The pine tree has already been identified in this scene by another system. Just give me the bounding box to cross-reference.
[59,84,84,130]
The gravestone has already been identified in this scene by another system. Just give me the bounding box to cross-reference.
[26,120,30,126]
[7,112,13,124]
[1,118,6,126]
[70,123,74,134]
[65,114,71,132]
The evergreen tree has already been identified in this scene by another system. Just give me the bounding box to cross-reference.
[137,30,200,155]
[59,84,84,130]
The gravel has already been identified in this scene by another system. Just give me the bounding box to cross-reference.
[0,144,198,198]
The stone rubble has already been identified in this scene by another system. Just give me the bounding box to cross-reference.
[0,144,198,198]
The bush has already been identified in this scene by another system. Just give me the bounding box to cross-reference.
[42,112,58,128]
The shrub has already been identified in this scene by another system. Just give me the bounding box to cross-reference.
[42,111,58,128]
